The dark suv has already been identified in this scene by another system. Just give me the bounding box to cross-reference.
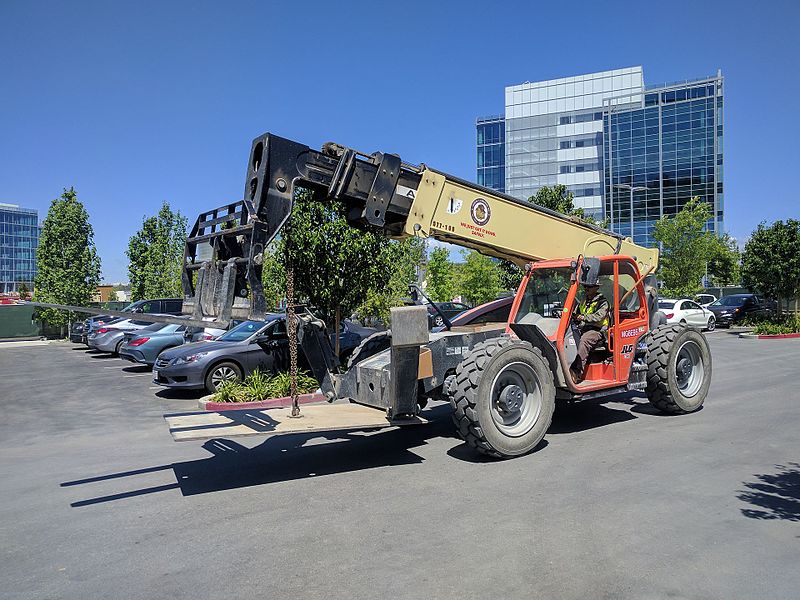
[125,298,183,315]
[707,294,767,327]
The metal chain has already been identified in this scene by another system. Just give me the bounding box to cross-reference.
[286,263,300,417]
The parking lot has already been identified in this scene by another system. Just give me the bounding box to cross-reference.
[1,332,798,599]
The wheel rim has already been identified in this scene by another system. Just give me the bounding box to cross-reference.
[489,361,543,437]
[675,341,705,397]
[211,366,238,389]
[708,316,715,331]
[434,316,444,326]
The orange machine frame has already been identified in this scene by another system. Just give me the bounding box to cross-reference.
[507,256,649,395]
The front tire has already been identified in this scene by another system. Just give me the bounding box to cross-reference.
[205,361,243,393]
[644,324,711,414]
[706,315,716,332]
[450,337,555,458]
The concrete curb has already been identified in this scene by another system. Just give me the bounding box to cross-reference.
[198,392,326,411]
[739,331,800,340]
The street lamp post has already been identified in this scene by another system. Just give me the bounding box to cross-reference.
[612,183,647,240]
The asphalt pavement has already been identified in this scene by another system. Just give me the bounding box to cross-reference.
[0,333,798,600]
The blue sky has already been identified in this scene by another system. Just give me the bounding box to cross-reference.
[2,0,798,282]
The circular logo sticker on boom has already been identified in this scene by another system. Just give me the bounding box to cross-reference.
[470,198,491,226]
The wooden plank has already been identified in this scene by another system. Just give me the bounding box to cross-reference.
[164,403,427,442]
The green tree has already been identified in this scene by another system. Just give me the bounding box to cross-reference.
[498,259,524,292]
[17,282,30,300]
[34,188,102,335]
[126,201,188,300]
[279,190,417,328]
[741,219,800,313]
[707,233,741,287]
[456,250,502,306]
[426,246,455,302]
[528,184,609,228]
[356,237,426,325]
[652,197,720,297]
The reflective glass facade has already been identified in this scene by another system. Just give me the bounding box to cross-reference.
[476,116,505,191]
[0,204,39,293]
[503,67,644,220]
[476,67,724,246]
[604,76,723,246]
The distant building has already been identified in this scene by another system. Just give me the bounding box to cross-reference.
[92,285,116,303]
[476,115,505,192]
[0,203,39,294]
[476,66,724,245]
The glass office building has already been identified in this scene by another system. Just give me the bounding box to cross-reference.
[476,67,724,244]
[476,115,505,191]
[604,76,724,246]
[0,204,39,294]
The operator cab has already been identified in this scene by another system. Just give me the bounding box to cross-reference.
[509,256,649,391]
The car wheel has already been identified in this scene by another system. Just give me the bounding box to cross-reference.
[706,315,716,332]
[205,361,243,394]
[433,315,445,328]
[114,340,124,355]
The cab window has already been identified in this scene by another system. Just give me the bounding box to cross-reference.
[617,263,642,314]
[514,267,572,322]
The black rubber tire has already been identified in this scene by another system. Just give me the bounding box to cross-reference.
[346,330,392,370]
[204,361,243,394]
[433,315,445,328]
[643,324,711,414]
[450,337,555,458]
[706,316,716,332]
[114,339,124,356]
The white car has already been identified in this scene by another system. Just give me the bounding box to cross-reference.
[658,298,716,331]
[694,293,718,308]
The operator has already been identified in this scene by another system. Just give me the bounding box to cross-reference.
[569,282,610,384]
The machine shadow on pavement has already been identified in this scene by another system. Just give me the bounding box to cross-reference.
[61,396,653,506]
[737,462,800,522]
[61,405,458,507]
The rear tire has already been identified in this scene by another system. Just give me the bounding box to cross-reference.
[450,337,555,458]
[205,361,243,393]
[346,331,392,370]
[644,324,711,414]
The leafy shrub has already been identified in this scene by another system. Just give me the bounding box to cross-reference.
[213,380,246,403]
[743,314,800,335]
[212,369,319,403]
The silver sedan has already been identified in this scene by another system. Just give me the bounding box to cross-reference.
[87,318,161,354]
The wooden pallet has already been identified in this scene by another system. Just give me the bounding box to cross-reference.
[164,403,427,442]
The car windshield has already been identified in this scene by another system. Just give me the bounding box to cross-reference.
[712,296,746,307]
[658,300,675,309]
[216,320,266,342]
[514,267,572,321]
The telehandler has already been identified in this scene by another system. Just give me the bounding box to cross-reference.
[161,132,711,458]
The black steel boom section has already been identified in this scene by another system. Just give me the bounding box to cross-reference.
[182,133,422,323]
